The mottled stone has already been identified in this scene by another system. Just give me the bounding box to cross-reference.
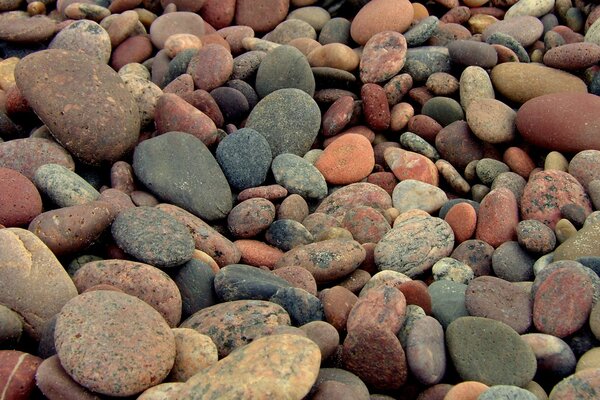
[0,228,78,340]
[482,16,544,46]
[33,163,99,208]
[0,138,74,181]
[173,259,216,319]
[214,263,291,301]
[466,98,516,144]
[178,334,320,399]
[274,239,365,284]
[406,316,446,385]
[133,132,232,221]
[270,287,324,326]
[479,386,538,400]
[0,350,42,400]
[432,257,474,284]
[0,167,42,228]
[517,219,556,254]
[169,328,217,382]
[446,316,537,386]
[149,11,204,49]
[49,20,111,63]
[522,333,576,379]
[476,188,519,248]
[465,276,532,333]
[350,0,414,45]
[15,49,140,165]
[265,219,313,251]
[54,291,176,396]
[402,46,451,82]
[272,153,328,200]
[435,120,484,171]
[448,40,497,68]
[347,285,406,334]
[180,300,291,357]
[548,368,600,399]
[392,179,447,214]
[0,12,56,43]
[360,31,407,84]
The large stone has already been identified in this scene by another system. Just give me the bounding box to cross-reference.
[133,132,232,221]
[178,334,320,399]
[516,92,600,152]
[15,49,140,165]
[54,291,176,397]
[0,228,77,341]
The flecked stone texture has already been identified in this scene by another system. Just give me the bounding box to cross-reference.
[476,188,519,247]
[111,206,195,268]
[15,49,140,165]
[169,328,218,382]
[315,133,375,185]
[272,153,328,200]
[246,88,321,158]
[446,316,537,387]
[482,16,544,46]
[392,179,447,214]
[360,31,407,84]
[347,285,406,334]
[521,170,592,230]
[270,287,324,326]
[548,368,600,399]
[406,316,446,385]
[0,228,78,341]
[465,276,532,334]
[33,163,99,208]
[375,215,454,278]
[35,355,102,400]
[178,334,320,399]
[180,300,291,357]
[255,44,315,98]
[54,291,176,397]
[48,20,111,63]
[0,138,75,181]
[73,260,182,327]
[227,198,275,238]
[554,221,600,261]
[516,92,600,152]
[274,239,365,284]
[133,132,232,221]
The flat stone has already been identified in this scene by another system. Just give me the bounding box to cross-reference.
[179,300,291,357]
[446,316,537,386]
[133,132,232,221]
[255,45,314,98]
[392,179,448,214]
[0,138,74,181]
[447,40,498,68]
[54,291,175,397]
[0,228,78,341]
[173,259,217,319]
[0,12,56,43]
[350,0,413,45]
[360,31,407,84]
[482,16,544,46]
[73,259,182,327]
[178,334,320,399]
[15,49,140,165]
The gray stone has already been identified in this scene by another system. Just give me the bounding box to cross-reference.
[428,280,469,329]
[33,163,100,208]
[270,287,324,326]
[214,264,292,302]
[401,46,451,82]
[272,153,328,200]
[48,20,111,63]
[173,259,217,319]
[255,45,315,98]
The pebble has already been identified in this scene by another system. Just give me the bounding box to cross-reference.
[315,133,374,184]
[521,170,592,230]
[265,218,313,251]
[360,31,407,84]
[271,153,327,200]
[517,219,557,254]
[406,315,446,385]
[403,46,451,82]
[376,214,454,277]
[214,263,291,301]
[300,320,339,361]
[432,257,474,284]
[482,16,544,46]
[476,187,519,248]
[172,259,217,319]
[179,334,320,399]
[15,49,140,165]
[428,280,469,329]
[0,304,23,347]
[0,12,56,43]
[149,11,204,49]
[444,202,477,243]
[504,0,555,18]
[35,355,102,400]
[491,62,588,104]
[405,16,439,47]
[522,333,576,379]
[421,96,464,127]
[270,286,324,326]
[466,98,516,144]
[548,368,600,399]
[479,386,538,400]
[168,328,218,382]
[54,291,176,396]
[459,65,495,110]
[444,381,488,400]
[180,299,290,357]
[446,316,537,386]
[33,163,99,208]
[435,120,484,171]
[350,0,413,45]
[49,20,111,63]
[385,147,439,185]
[0,167,42,227]
[255,45,315,98]
[448,39,498,68]
[0,350,42,400]
[274,238,365,284]
[235,0,289,33]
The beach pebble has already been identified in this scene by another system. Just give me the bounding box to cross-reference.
[168,328,218,382]
[466,98,516,144]
[270,287,324,326]
[516,219,556,254]
[432,257,474,284]
[315,133,374,185]
[54,291,175,397]
[33,163,99,208]
[548,368,600,399]
[428,280,469,329]
[180,300,290,357]
[214,263,291,301]
[482,16,544,46]
[0,167,42,227]
[235,0,289,33]
[0,138,75,181]
[476,187,519,248]
[15,49,140,165]
[49,20,111,63]
[0,350,42,400]
[479,385,538,400]
[444,202,477,244]
[350,0,414,45]
[360,31,407,83]
[406,316,446,385]
[172,259,217,319]
[256,44,315,98]
[35,355,102,400]
[446,316,537,386]
[521,333,576,379]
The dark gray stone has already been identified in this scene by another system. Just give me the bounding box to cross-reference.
[173,259,217,319]
[216,128,272,191]
[231,50,267,81]
[421,96,465,127]
[255,45,315,98]
[447,40,498,68]
[485,32,530,62]
[0,304,22,347]
[404,16,439,47]
[265,219,313,251]
[133,132,232,221]
[214,264,292,302]
[111,206,195,268]
[163,49,198,87]
[492,241,535,282]
[270,287,324,326]
[401,46,451,82]
[210,87,249,122]
[225,79,259,109]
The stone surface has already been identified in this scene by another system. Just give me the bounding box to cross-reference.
[133,132,232,221]
[35,355,102,400]
[315,133,374,185]
[49,20,111,63]
[255,44,315,98]
[0,167,42,227]
[33,163,99,208]
[272,153,328,200]
[54,291,176,397]
[360,31,407,84]
[406,316,446,385]
[214,263,292,301]
[15,49,140,165]
[178,334,320,399]
[0,138,75,181]
[0,228,78,341]
[350,0,414,45]
[446,316,537,387]
[169,328,218,382]
[0,350,42,400]
[548,368,600,399]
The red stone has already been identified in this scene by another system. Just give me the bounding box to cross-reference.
[384,147,439,186]
[234,239,284,270]
[321,96,354,137]
[398,280,432,315]
[320,285,359,331]
[360,31,407,83]
[503,146,536,179]
[0,351,42,400]
[315,134,375,185]
[361,83,391,131]
[346,285,406,334]
[235,0,288,33]
[110,35,153,71]
[444,202,477,244]
[475,188,519,247]
[187,44,233,92]
[200,0,235,29]
[180,89,225,128]
[0,167,42,227]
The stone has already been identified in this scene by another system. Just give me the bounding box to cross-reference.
[521,333,576,379]
[466,98,516,144]
[375,215,454,277]
[246,88,321,157]
[133,132,232,221]
[447,40,498,68]
[0,138,74,181]
[444,202,477,244]
[121,75,162,130]
[272,153,328,200]
[482,16,544,46]
[299,321,339,361]
[73,260,182,327]
[548,368,600,399]
[435,120,484,171]
[428,280,469,329]
[392,179,447,214]
[385,148,438,185]
[35,355,101,400]
[491,63,587,104]
[111,206,194,268]
[180,300,291,357]
[265,219,313,251]
[350,0,414,45]
[479,386,538,400]
[347,285,406,334]
[516,92,600,152]
[505,0,554,18]
[274,239,365,284]
[0,167,42,227]
[465,276,532,334]
[49,20,111,63]
[255,45,314,98]
[406,316,446,385]
[341,206,390,244]
[214,264,292,301]
[402,46,451,82]
[310,368,370,400]
[187,44,233,92]
[0,12,56,43]
[149,11,205,49]
[516,219,556,254]
[173,259,216,319]
[270,287,324,326]
[315,134,374,185]
[446,316,537,386]
[235,0,289,33]
[33,163,99,208]
[0,228,78,341]
[360,31,407,84]
[178,334,320,399]
[54,291,176,396]
[521,170,592,230]
[421,96,464,127]
[476,188,519,248]
[15,49,140,165]
[0,304,22,347]
[227,198,275,238]
[0,350,42,400]
[169,328,217,382]
[432,257,474,284]
[319,285,358,331]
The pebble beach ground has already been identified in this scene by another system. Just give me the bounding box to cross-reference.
[2,0,600,399]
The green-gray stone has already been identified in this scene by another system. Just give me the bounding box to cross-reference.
[421,96,464,127]
[255,45,315,98]
[401,46,451,82]
[446,316,537,386]
[34,163,100,207]
[428,280,469,329]
[271,153,327,200]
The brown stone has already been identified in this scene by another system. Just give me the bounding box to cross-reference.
[346,285,406,334]
[35,355,101,400]
[235,0,289,33]
[476,188,519,247]
[0,351,42,400]
[0,167,42,227]
[187,44,234,92]
[169,328,218,382]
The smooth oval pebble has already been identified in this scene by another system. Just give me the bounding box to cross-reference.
[33,163,99,208]
[482,16,544,46]
[73,259,182,327]
[178,334,320,399]
[15,49,140,165]
[548,368,600,399]
[270,287,324,326]
[360,31,407,83]
[274,239,365,284]
[272,153,328,200]
[0,167,42,227]
[35,355,102,400]
[168,328,218,382]
[0,350,42,400]
[111,206,195,268]
[446,316,537,386]
[0,138,75,181]
[315,133,374,185]
[350,0,414,45]
[149,11,205,49]
[49,19,111,63]
[516,92,600,152]
[406,316,446,385]
[478,385,538,400]
[466,98,516,144]
[54,291,176,397]
[255,44,315,98]
[346,285,406,334]
[214,263,292,301]
[180,300,291,357]
[392,179,448,214]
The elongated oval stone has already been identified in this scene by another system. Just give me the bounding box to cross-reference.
[14,49,140,165]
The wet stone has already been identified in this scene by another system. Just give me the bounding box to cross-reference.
[111,206,195,268]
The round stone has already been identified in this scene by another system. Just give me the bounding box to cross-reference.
[49,20,111,63]
[521,333,576,379]
[478,386,538,400]
[315,133,374,185]
[255,45,315,98]
[272,153,328,200]
[54,291,176,397]
[0,138,75,181]
[0,167,42,227]
[350,0,414,45]
[111,206,195,268]
[169,328,218,382]
[466,98,516,144]
[360,31,407,84]
[149,11,205,49]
